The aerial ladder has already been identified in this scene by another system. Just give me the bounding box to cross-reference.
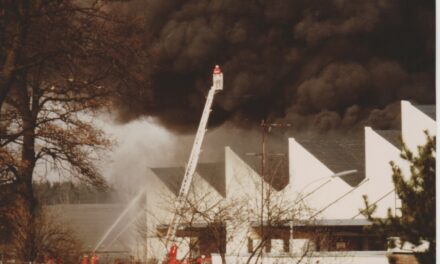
[159,65,223,264]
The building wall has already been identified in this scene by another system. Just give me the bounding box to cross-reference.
[224,147,272,255]
[225,147,262,203]
[401,101,436,153]
[46,204,133,253]
[212,251,390,264]
[364,127,409,218]
[287,138,364,219]
[288,138,335,194]
[145,147,281,259]
[145,168,224,260]
[144,169,175,259]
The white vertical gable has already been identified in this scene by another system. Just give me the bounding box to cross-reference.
[401,100,436,153]
[365,127,398,218]
[225,146,262,202]
[288,138,334,193]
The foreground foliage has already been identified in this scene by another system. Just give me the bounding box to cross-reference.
[362,132,435,264]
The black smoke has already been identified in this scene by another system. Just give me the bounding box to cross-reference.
[113,0,435,133]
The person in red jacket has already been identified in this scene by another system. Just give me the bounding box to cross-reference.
[81,255,89,264]
[168,244,181,264]
[90,254,99,264]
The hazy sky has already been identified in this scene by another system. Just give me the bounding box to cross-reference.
[98,116,265,195]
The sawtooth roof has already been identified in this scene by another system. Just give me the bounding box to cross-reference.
[235,149,289,191]
[151,163,225,197]
[293,134,365,187]
[375,130,401,149]
[413,104,436,120]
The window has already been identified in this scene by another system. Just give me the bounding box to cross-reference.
[336,241,346,250]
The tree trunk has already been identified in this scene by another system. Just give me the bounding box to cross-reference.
[13,71,38,261]
[0,1,30,112]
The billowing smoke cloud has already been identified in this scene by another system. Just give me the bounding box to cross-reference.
[113,0,434,133]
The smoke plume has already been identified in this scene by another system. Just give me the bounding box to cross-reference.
[113,0,435,133]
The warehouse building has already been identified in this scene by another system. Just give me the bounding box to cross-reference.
[142,100,435,263]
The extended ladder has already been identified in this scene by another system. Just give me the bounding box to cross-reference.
[160,65,223,263]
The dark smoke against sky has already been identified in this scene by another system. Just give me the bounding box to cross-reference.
[113,0,435,133]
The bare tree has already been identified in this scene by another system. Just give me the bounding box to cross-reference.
[0,1,148,112]
[4,196,82,263]
[136,180,249,264]
[181,191,248,264]
[0,0,148,261]
[226,155,321,264]
[139,171,319,264]
[244,182,317,264]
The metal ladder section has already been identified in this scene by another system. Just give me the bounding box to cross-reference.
[160,66,223,262]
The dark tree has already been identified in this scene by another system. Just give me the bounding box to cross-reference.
[0,1,147,261]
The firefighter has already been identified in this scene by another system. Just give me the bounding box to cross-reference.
[168,244,181,264]
[45,256,55,264]
[195,256,202,264]
[81,255,89,264]
[91,254,99,264]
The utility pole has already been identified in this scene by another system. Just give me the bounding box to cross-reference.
[260,120,266,252]
[145,191,148,263]
[259,120,290,259]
